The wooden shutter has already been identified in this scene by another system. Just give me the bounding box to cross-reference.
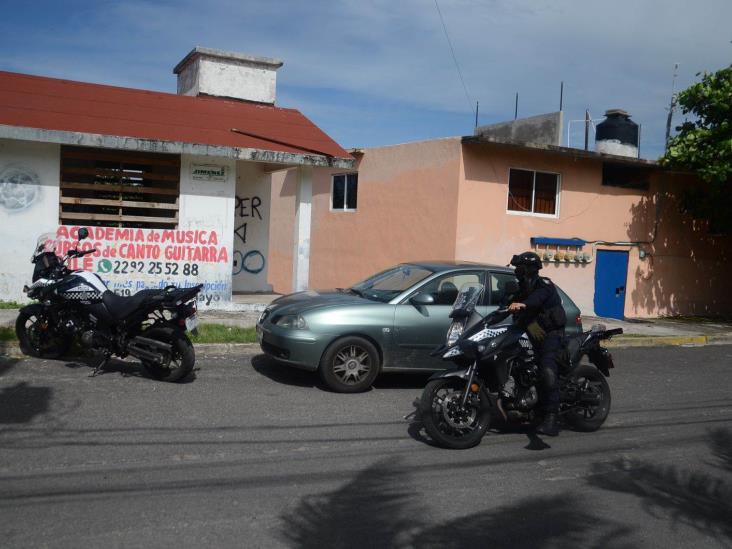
[59,146,180,228]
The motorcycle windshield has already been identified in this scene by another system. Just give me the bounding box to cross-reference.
[32,233,58,261]
[450,283,484,316]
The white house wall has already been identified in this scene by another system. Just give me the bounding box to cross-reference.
[233,161,271,292]
[178,154,236,306]
[0,139,60,302]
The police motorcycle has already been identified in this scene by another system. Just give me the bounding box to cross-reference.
[16,228,202,382]
[417,282,623,449]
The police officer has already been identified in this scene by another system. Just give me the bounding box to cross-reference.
[506,251,567,436]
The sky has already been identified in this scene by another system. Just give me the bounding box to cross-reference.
[1,0,730,159]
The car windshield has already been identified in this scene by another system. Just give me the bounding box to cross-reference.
[351,264,433,302]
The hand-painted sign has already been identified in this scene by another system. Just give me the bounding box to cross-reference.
[54,226,232,307]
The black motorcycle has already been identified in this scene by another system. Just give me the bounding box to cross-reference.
[15,228,202,382]
[417,282,622,449]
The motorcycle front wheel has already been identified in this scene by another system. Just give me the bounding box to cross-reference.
[418,378,491,449]
[15,304,71,359]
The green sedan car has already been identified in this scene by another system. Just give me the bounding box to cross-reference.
[256,261,583,393]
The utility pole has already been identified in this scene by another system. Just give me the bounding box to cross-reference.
[664,63,680,152]
[514,92,518,120]
[584,109,590,151]
[475,101,479,129]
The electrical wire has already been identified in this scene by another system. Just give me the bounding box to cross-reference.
[434,0,473,113]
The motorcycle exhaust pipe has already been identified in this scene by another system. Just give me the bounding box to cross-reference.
[128,336,172,365]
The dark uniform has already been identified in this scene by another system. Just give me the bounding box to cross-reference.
[509,251,567,436]
[517,276,566,415]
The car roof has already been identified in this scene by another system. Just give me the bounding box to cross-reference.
[404,260,514,273]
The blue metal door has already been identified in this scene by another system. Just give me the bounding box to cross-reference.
[594,250,629,319]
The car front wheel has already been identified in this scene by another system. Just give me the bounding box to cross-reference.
[319,336,380,393]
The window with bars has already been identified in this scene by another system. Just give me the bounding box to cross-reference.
[331,173,358,211]
[507,168,560,216]
[59,146,180,229]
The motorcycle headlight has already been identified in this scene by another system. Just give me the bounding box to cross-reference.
[446,322,464,346]
[275,314,308,330]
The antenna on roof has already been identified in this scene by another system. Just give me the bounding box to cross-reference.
[514,92,518,120]
[475,101,479,128]
[559,81,564,111]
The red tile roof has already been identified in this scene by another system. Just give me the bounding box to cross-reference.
[0,70,351,160]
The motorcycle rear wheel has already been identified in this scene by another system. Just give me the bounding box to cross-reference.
[419,378,491,449]
[139,327,195,383]
[563,364,611,432]
[15,305,71,359]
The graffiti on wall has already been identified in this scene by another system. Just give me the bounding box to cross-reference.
[0,164,41,212]
[54,226,232,307]
[233,194,266,276]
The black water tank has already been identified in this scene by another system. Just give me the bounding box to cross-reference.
[595,109,639,157]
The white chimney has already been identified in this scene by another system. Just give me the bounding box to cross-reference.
[173,47,283,105]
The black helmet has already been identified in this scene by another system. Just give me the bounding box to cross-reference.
[510,251,543,270]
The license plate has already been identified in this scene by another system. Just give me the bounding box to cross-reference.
[185,314,199,333]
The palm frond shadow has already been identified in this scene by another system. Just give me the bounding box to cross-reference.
[587,428,732,543]
[280,459,636,549]
[279,458,424,549]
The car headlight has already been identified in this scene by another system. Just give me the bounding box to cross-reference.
[446,322,464,346]
[275,314,308,330]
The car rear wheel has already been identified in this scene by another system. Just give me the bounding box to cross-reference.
[319,336,380,393]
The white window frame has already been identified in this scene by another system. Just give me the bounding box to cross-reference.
[505,167,561,219]
[330,172,358,212]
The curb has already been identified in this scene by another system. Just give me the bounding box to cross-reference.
[4,336,732,359]
[0,341,260,359]
[605,334,732,348]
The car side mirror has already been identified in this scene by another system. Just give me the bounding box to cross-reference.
[78,228,89,241]
[410,292,435,306]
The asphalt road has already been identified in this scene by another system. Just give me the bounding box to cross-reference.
[1,345,731,549]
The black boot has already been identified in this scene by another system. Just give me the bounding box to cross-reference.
[536,412,559,437]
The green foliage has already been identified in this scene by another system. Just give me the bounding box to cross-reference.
[0,301,23,309]
[661,64,732,232]
[0,327,16,341]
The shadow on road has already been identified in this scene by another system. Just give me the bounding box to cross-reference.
[62,356,197,383]
[252,354,432,391]
[0,356,20,377]
[0,382,52,424]
[587,427,732,544]
[280,458,636,549]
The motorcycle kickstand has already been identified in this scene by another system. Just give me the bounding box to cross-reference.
[89,351,111,377]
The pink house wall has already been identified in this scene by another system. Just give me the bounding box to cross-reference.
[268,138,462,293]
[268,138,731,318]
[457,143,731,317]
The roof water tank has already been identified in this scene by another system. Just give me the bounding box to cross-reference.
[595,109,639,158]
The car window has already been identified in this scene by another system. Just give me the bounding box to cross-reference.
[417,271,484,305]
[352,264,434,302]
[487,271,519,306]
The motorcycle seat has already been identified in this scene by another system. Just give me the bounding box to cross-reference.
[102,289,165,320]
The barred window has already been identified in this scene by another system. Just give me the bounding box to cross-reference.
[59,146,180,229]
[507,168,560,216]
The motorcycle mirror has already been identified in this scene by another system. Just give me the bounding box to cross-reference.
[410,292,435,306]
[78,228,89,241]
